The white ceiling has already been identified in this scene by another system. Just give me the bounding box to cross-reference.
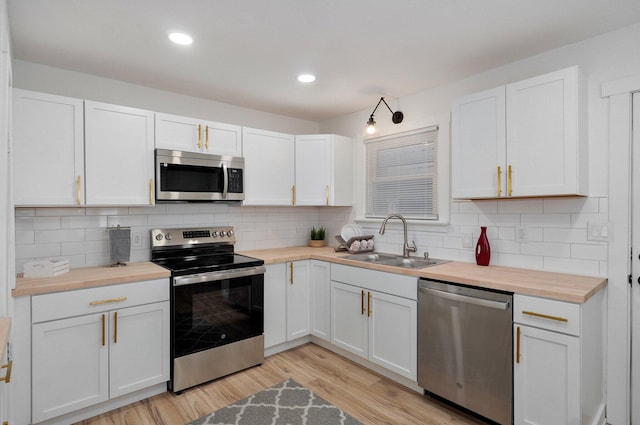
[7,0,640,121]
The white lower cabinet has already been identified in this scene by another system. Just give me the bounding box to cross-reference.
[309,260,330,341]
[513,291,605,425]
[29,279,170,423]
[264,261,310,349]
[330,264,417,380]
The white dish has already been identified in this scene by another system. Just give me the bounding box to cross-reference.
[340,223,363,242]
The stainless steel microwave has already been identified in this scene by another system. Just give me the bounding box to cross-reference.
[155,149,244,202]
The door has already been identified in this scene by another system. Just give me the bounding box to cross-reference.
[32,313,109,423]
[109,302,170,398]
[451,86,506,199]
[506,67,581,197]
[514,325,580,425]
[286,261,310,340]
[631,92,640,423]
[368,290,417,380]
[264,263,286,348]
[310,260,330,341]
[242,127,295,205]
[295,135,330,205]
[12,89,84,205]
[84,101,154,205]
[331,281,367,358]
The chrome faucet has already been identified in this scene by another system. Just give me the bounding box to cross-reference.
[378,214,417,258]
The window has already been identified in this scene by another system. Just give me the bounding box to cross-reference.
[365,126,439,220]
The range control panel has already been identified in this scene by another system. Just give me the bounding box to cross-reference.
[151,226,236,247]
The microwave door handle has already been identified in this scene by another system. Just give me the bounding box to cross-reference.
[221,162,228,199]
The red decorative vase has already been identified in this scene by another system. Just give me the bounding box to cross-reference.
[475,226,491,266]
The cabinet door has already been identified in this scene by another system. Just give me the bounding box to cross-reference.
[287,261,310,340]
[368,290,417,380]
[12,89,84,205]
[109,302,170,398]
[329,134,355,206]
[264,263,287,348]
[32,313,108,423]
[451,86,506,199]
[310,260,330,341]
[513,325,580,425]
[84,101,154,205]
[295,135,330,206]
[155,113,203,153]
[331,281,367,358]
[506,67,584,197]
[242,127,295,205]
[156,113,242,156]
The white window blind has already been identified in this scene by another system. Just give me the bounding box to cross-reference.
[365,126,438,220]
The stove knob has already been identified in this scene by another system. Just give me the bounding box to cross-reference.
[212,231,218,238]
[155,234,164,241]
[227,230,234,237]
[219,231,227,237]
[165,233,173,241]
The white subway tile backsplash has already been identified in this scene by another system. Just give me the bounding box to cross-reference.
[15,195,609,277]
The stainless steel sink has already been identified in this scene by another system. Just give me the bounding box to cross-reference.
[341,252,447,269]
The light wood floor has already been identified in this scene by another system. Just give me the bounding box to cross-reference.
[75,343,486,425]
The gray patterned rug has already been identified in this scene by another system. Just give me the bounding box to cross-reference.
[187,379,363,425]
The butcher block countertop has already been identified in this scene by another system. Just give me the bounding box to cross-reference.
[240,246,606,304]
[13,261,170,297]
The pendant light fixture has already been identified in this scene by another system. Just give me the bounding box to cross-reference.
[366,97,404,135]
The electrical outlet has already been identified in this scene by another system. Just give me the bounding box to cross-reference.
[587,222,609,241]
[515,224,528,243]
[132,232,142,248]
[462,232,473,248]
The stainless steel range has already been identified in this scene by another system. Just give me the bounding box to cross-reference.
[150,226,265,392]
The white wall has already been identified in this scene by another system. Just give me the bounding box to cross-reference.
[319,22,640,278]
[12,60,320,135]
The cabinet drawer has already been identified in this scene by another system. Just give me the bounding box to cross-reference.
[513,294,580,336]
[32,279,169,323]
[330,264,417,300]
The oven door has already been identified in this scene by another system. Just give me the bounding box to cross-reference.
[155,148,244,201]
[172,266,265,359]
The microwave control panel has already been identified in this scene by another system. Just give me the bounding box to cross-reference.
[228,168,243,193]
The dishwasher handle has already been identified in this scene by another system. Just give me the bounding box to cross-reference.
[420,286,510,310]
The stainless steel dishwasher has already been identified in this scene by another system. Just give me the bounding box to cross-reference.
[418,279,513,425]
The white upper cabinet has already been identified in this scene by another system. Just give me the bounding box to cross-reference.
[84,101,155,206]
[13,89,85,206]
[155,112,242,157]
[451,66,587,199]
[295,134,354,206]
[242,127,295,205]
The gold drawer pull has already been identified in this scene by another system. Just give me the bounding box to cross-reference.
[522,310,568,323]
[90,297,128,306]
[0,360,13,383]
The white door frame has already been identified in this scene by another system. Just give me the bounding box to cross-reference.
[602,76,640,425]
[631,91,640,425]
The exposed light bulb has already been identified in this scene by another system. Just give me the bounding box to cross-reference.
[366,116,376,135]
[168,32,193,46]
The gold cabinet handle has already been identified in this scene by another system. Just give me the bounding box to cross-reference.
[0,360,13,383]
[149,179,154,205]
[77,176,82,205]
[367,292,372,317]
[361,290,365,315]
[289,263,293,284]
[101,314,106,346]
[291,185,296,206]
[197,124,202,149]
[516,326,521,364]
[507,165,513,196]
[497,166,502,197]
[205,125,209,150]
[114,311,118,344]
[522,310,568,323]
[90,297,128,306]
[326,185,329,206]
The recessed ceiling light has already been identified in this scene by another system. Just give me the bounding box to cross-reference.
[297,74,316,83]
[168,32,193,46]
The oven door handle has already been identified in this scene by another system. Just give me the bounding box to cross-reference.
[173,265,266,286]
